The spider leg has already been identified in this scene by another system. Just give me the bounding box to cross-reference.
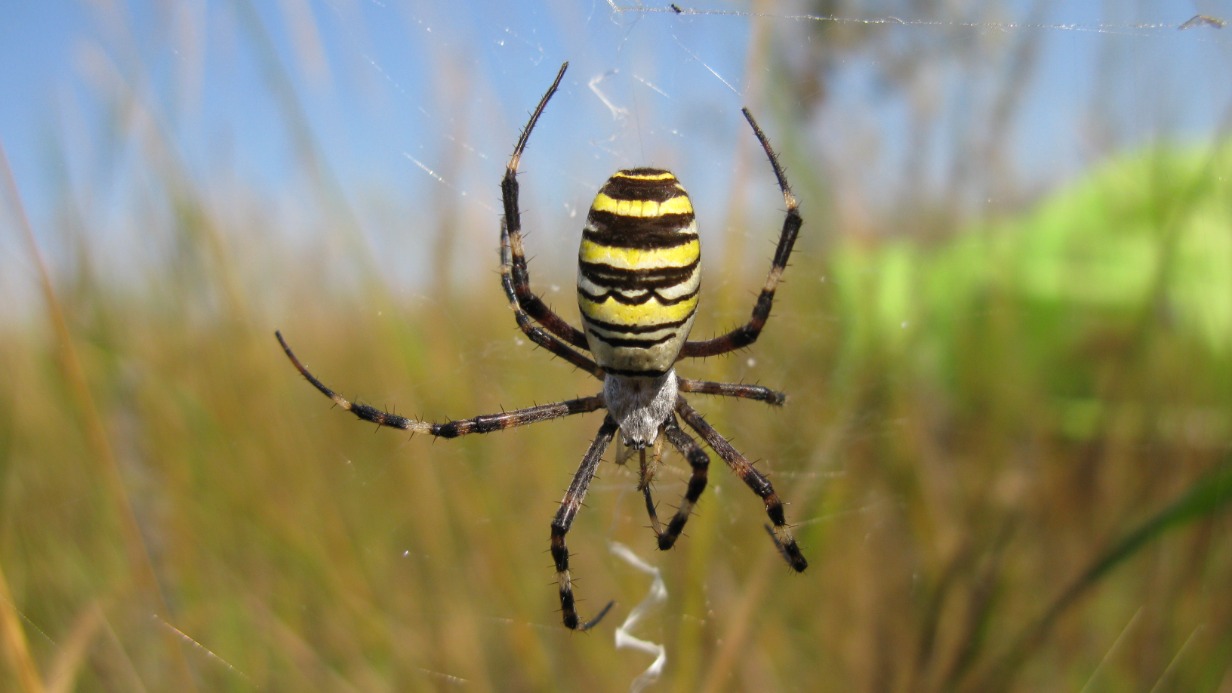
[680,108,802,359]
[551,415,620,630]
[501,61,594,363]
[655,415,711,551]
[636,437,665,492]
[635,441,666,536]
[675,398,808,572]
[500,219,603,379]
[276,331,604,436]
[616,444,666,535]
[678,378,787,406]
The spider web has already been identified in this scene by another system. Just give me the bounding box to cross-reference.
[11,0,1227,322]
[5,1,1230,689]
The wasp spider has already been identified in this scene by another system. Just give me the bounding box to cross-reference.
[276,62,807,630]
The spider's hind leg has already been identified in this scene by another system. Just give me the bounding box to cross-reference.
[679,108,802,359]
[499,61,597,375]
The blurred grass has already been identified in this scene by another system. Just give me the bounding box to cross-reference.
[3,129,1231,691]
[4,7,1232,689]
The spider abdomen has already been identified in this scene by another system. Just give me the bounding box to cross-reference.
[577,169,700,377]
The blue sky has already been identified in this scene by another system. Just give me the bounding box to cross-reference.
[2,1,1231,316]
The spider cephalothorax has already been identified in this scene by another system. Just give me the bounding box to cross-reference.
[276,61,807,631]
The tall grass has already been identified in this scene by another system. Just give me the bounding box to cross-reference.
[3,8,1232,693]
[5,129,1232,690]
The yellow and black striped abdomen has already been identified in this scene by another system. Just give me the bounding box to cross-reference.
[577,169,700,377]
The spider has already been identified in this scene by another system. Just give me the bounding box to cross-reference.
[275,61,807,631]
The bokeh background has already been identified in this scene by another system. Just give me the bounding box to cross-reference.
[3,1,1232,691]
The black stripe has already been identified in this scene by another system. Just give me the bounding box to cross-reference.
[602,364,671,378]
[619,167,674,177]
[579,271,697,293]
[600,171,684,202]
[579,258,699,290]
[583,223,696,251]
[582,312,694,335]
[587,210,695,234]
[578,284,699,306]
[587,328,677,349]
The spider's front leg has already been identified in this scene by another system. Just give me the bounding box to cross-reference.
[654,415,711,551]
[676,399,808,572]
[551,416,619,630]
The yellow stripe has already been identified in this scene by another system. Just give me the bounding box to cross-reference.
[590,192,694,218]
[579,238,699,271]
[579,293,698,327]
[612,171,677,181]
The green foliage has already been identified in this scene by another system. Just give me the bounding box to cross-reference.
[832,141,1232,441]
